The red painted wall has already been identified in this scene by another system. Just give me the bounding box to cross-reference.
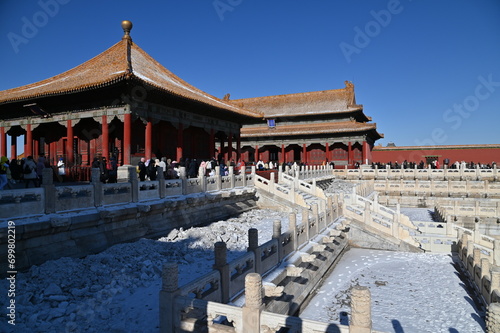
[372,146,500,166]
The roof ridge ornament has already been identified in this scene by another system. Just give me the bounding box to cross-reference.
[121,20,133,40]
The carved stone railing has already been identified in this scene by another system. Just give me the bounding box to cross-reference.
[333,166,499,182]
[160,197,351,332]
[0,165,256,219]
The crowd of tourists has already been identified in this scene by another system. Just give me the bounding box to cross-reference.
[133,157,320,182]
[134,157,248,182]
[0,154,69,190]
[370,159,497,170]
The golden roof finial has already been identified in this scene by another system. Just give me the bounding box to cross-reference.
[121,20,133,40]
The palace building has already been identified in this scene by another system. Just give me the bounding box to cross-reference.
[233,82,383,167]
[0,21,383,176]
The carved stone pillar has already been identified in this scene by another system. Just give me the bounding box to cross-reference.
[351,286,372,333]
[242,273,263,333]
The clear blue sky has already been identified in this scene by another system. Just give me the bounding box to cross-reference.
[1,0,499,147]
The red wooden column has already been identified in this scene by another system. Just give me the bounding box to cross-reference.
[254,145,259,162]
[66,120,74,165]
[302,144,307,164]
[10,135,17,160]
[123,113,132,165]
[325,142,330,163]
[348,141,353,167]
[363,141,371,164]
[361,140,367,165]
[145,119,152,160]
[209,129,215,159]
[25,124,33,157]
[0,127,6,157]
[280,144,285,163]
[176,123,183,161]
[33,141,39,158]
[227,133,233,162]
[101,115,109,160]
[236,135,241,162]
[50,142,57,162]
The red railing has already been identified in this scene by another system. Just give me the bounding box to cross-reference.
[67,166,92,182]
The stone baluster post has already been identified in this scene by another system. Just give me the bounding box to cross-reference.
[467,240,475,273]
[350,286,372,333]
[229,166,235,188]
[289,212,298,251]
[364,201,371,225]
[494,240,500,267]
[339,192,345,216]
[460,232,469,262]
[158,166,166,198]
[474,226,481,245]
[312,203,320,236]
[248,228,261,274]
[481,258,491,280]
[200,169,207,192]
[213,242,230,303]
[473,248,482,278]
[179,166,187,195]
[270,172,275,192]
[242,273,263,333]
[486,303,500,333]
[273,219,283,261]
[327,196,334,224]
[373,192,379,213]
[42,167,56,213]
[332,194,339,221]
[91,168,103,207]
[302,208,310,241]
[445,215,454,237]
[392,210,400,239]
[240,166,246,187]
[159,262,180,333]
[128,166,139,203]
[491,267,500,292]
[216,167,222,191]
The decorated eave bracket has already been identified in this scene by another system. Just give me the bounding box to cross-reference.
[24,103,52,119]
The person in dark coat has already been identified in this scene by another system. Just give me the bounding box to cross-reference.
[188,159,198,178]
[107,156,118,183]
[138,158,147,181]
[147,158,157,180]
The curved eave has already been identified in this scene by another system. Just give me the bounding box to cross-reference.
[130,74,263,119]
[0,74,128,106]
[241,124,381,138]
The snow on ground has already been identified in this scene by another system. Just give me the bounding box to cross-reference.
[399,207,437,222]
[322,179,356,195]
[300,248,486,333]
[0,209,289,333]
